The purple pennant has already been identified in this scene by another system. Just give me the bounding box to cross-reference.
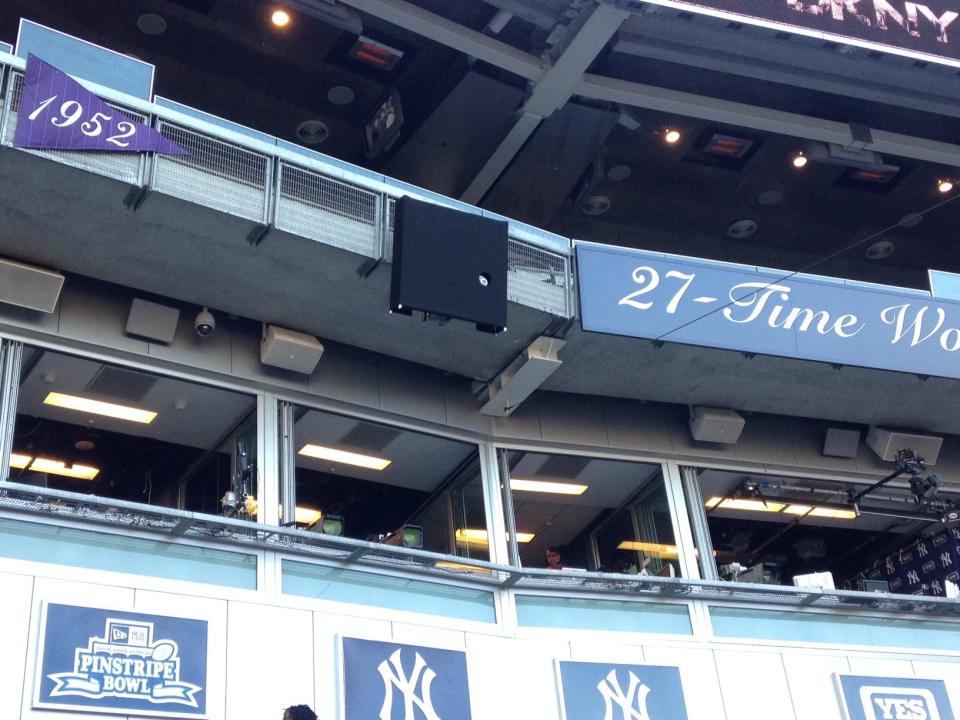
[14,54,188,155]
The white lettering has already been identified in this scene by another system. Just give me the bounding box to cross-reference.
[881,304,945,345]
[723,283,792,324]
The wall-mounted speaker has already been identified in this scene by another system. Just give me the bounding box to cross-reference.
[866,426,943,465]
[125,298,180,343]
[0,258,64,313]
[390,197,508,333]
[689,406,745,444]
[260,325,325,375]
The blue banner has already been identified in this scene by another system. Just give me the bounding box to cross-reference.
[557,660,689,720]
[577,243,960,380]
[340,637,472,720]
[34,603,207,718]
[835,674,956,720]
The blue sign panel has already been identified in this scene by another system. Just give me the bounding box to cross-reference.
[835,674,956,720]
[557,660,689,720]
[340,637,472,720]
[34,603,208,718]
[577,243,960,380]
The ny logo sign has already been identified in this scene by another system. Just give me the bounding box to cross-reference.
[377,649,441,720]
[596,669,652,720]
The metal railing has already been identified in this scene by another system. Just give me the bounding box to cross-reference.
[0,57,573,318]
[3,481,959,618]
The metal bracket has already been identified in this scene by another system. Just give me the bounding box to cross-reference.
[247,223,272,247]
[123,184,150,212]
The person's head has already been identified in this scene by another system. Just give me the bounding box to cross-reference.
[546,546,562,567]
[283,705,317,720]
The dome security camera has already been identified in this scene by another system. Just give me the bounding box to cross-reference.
[194,307,216,337]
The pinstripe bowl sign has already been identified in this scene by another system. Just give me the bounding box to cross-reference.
[628,0,960,66]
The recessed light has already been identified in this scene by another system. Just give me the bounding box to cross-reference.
[74,440,95,451]
[327,85,355,106]
[12,453,99,480]
[510,478,588,495]
[44,392,157,424]
[792,151,808,168]
[606,164,632,181]
[296,120,329,145]
[664,128,681,144]
[298,444,391,470]
[757,190,783,206]
[454,528,534,546]
[938,178,954,193]
[271,9,291,27]
[726,218,758,239]
[136,13,168,36]
[581,195,612,216]
[865,240,895,260]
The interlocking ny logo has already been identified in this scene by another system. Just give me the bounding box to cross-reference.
[377,649,441,720]
[596,669,652,720]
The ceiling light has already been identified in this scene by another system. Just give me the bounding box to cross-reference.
[938,179,954,193]
[298,444,391,470]
[294,506,322,525]
[434,561,493,575]
[664,128,681,144]
[704,496,786,512]
[792,151,808,168]
[10,452,31,469]
[617,541,679,557]
[271,9,291,26]
[510,478,588,495]
[807,506,857,519]
[454,528,534,546]
[704,133,753,158]
[27,457,99,480]
[43,392,157,424]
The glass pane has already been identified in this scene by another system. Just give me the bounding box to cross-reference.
[289,405,485,559]
[504,450,680,576]
[10,347,257,518]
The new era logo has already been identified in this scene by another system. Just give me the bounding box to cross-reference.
[859,687,940,720]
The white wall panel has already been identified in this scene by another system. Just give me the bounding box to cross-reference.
[313,611,391,720]
[568,638,646,664]
[0,572,33,720]
[910,659,960,713]
[782,653,850,720]
[714,649,797,720]
[643,645,726,720]
[465,633,569,720]
[225,602,314,720]
[21,578,134,720]
[847,656,916,677]
[134,590,229,720]
[391,622,466,651]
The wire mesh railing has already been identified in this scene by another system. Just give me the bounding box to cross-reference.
[3,481,958,617]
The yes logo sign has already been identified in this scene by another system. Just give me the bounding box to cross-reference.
[557,660,689,720]
[340,637,472,720]
[836,675,956,720]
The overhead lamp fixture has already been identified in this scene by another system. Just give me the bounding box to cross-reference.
[707,496,856,519]
[318,514,344,535]
[12,454,100,480]
[705,496,786,512]
[616,540,679,557]
[783,504,857,519]
[43,392,157,424]
[454,528,534,546]
[938,178,954,193]
[348,35,404,71]
[703,133,753,158]
[271,9,291,26]
[298,444,391,470]
[792,151,808,168]
[434,561,493,575]
[663,128,681,144]
[294,506,322,525]
[275,0,361,34]
[510,478,588,495]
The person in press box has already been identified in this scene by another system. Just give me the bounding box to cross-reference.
[283,704,317,720]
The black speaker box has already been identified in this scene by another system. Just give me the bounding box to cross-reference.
[390,197,508,333]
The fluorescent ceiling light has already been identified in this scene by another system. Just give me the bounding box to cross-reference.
[27,457,99,480]
[510,478,588,495]
[617,540,679,557]
[455,528,534,546]
[10,452,30,469]
[705,496,785,512]
[298,444,391,470]
[434,561,493,575]
[806,506,857,520]
[294,506,322,525]
[44,392,157,424]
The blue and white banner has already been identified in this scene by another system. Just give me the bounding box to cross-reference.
[34,603,208,718]
[577,243,960,381]
[835,674,956,720]
[340,637,472,720]
[557,660,689,720]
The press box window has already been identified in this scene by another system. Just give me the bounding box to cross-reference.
[288,406,489,559]
[502,450,682,577]
[10,346,257,517]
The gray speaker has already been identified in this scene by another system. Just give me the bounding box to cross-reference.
[689,406,745,444]
[260,325,324,374]
[866,426,943,465]
[126,299,180,343]
[823,428,860,458]
[0,258,64,313]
